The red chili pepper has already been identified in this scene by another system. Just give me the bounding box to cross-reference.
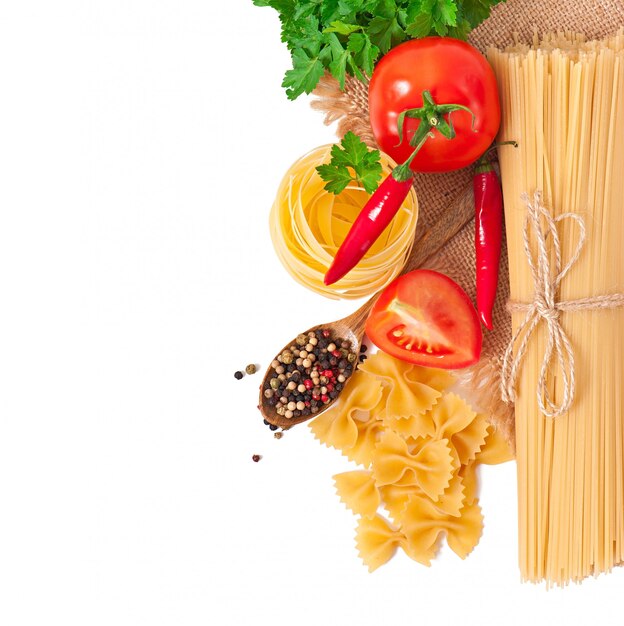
[473,160,502,330]
[324,90,477,287]
[324,173,414,285]
[473,142,516,330]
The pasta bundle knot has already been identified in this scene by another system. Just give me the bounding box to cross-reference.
[501,191,624,418]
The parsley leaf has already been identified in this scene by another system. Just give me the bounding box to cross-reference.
[282,48,325,100]
[253,0,506,99]
[316,131,383,194]
[347,32,380,77]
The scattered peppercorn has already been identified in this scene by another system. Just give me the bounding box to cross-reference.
[252,454,261,462]
[234,371,244,380]
[274,431,283,439]
[360,344,368,353]
[245,363,257,375]
[269,424,278,431]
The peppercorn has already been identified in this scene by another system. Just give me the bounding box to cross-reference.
[269,424,278,431]
[281,351,293,364]
[234,371,244,380]
[252,454,261,462]
[274,431,283,439]
[263,419,270,426]
[296,334,307,346]
[359,354,368,362]
[245,364,257,375]
[347,353,357,363]
[360,344,368,353]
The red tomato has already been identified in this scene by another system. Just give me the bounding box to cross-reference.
[365,270,482,369]
[368,37,500,173]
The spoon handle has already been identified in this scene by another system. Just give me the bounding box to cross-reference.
[402,183,475,274]
[346,182,475,331]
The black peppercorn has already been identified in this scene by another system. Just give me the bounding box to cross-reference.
[234,371,244,380]
[252,454,261,462]
[269,424,278,431]
[360,344,367,353]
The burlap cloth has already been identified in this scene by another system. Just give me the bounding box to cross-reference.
[311,0,624,448]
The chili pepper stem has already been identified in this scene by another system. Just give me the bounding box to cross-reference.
[474,140,518,173]
[392,129,434,182]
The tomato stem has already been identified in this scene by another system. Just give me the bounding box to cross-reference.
[395,90,476,149]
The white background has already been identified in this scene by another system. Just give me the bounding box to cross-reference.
[0,1,623,625]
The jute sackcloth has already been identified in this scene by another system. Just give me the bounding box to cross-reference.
[311,0,624,448]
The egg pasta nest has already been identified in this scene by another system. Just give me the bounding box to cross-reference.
[269,145,418,300]
[309,351,513,571]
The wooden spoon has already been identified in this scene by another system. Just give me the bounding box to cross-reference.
[259,183,475,430]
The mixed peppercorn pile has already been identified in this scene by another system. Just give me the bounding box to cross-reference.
[261,329,358,424]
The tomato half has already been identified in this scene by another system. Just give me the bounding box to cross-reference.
[368,37,500,173]
[365,270,482,369]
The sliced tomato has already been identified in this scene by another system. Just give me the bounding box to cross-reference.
[365,270,482,369]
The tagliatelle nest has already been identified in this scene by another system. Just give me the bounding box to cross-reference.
[269,144,419,300]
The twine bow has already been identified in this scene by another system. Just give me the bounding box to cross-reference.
[501,191,624,418]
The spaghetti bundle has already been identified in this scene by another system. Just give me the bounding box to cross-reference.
[489,30,624,585]
[269,145,418,300]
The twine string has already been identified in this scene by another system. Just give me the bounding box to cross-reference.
[501,191,624,418]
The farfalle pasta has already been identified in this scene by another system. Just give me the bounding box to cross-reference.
[310,351,513,572]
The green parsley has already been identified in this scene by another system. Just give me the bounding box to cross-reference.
[315,132,382,195]
[252,0,506,100]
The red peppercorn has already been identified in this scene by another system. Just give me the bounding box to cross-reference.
[304,379,314,389]
[312,393,321,401]
[305,401,311,407]
[323,369,333,378]
[332,350,341,358]
[322,330,330,338]
[321,394,330,403]
[326,383,334,392]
